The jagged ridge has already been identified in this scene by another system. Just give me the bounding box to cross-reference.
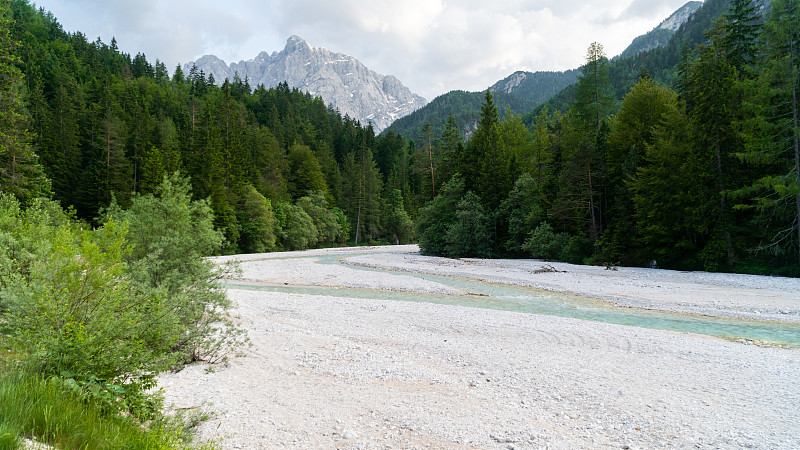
[185,36,426,132]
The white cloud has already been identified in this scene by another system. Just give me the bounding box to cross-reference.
[34,0,696,100]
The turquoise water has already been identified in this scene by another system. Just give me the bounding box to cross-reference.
[223,254,800,347]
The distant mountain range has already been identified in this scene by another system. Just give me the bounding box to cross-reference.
[185,36,426,132]
[386,1,704,142]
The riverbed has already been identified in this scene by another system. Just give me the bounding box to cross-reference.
[159,245,800,449]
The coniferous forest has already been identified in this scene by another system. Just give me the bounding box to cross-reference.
[1,0,799,275]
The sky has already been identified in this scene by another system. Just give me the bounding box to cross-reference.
[33,0,698,100]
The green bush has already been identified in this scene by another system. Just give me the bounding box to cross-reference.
[274,201,318,250]
[297,191,343,245]
[105,173,247,366]
[0,195,164,417]
[416,175,465,255]
[236,184,277,253]
[523,221,571,260]
[445,191,493,258]
[383,189,413,245]
[0,173,247,419]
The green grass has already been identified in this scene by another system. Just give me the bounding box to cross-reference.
[0,373,213,450]
[0,422,22,450]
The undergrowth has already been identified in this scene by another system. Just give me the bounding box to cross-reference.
[0,373,214,450]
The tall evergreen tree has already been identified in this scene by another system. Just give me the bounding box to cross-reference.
[677,19,744,268]
[573,42,614,133]
[602,75,678,263]
[463,90,510,208]
[722,0,761,74]
[733,0,800,266]
[0,3,49,203]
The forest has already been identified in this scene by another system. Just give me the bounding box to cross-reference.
[0,0,798,275]
[416,0,800,275]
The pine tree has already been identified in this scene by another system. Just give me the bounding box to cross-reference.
[631,101,708,269]
[464,90,510,208]
[602,76,678,263]
[438,114,463,186]
[732,0,800,266]
[722,0,760,74]
[677,19,744,268]
[573,42,614,133]
[0,4,49,204]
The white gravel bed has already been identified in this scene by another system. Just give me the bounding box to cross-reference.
[344,249,800,323]
[159,246,800,449]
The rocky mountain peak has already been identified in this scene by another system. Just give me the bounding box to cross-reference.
[615,1,702,60]
[491,71,528,94]
[184,37,426,132]
[285,35,313,54]
[657,1,703,32]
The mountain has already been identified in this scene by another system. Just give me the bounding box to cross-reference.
[185,36,426,132]
[385,70,578,142]
[386,1,702,143]
[528,0,737,125]
[615,1,703,60]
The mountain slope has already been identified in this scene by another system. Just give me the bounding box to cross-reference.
[386,1,701,143]
[528,0,736,124]
[385,69,578,142]
[186,36,426,132]
[615,1,703,60]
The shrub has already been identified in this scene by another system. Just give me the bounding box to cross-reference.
[523,222,571,260]
[274,201,318,250]
[445,191,493,258]
[105,173,247,366]
[1,195,164,416]
[236,184,277,253]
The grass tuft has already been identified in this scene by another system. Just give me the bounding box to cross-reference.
[0,373,210,449]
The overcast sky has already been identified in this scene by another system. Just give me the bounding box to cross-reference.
[34,0,698,100]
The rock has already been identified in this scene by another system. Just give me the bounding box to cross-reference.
[342,429,357,439]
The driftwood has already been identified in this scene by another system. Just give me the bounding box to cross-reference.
[533,264,565,274]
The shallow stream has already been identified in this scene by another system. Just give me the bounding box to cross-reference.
[223,254,800,347]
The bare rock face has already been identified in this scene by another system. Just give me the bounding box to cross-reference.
[657,1,703,32]
[185,36,426,133]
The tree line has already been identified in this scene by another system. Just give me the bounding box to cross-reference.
[416,0,800,275]
[2,0,425,254]
[1,0,797,277]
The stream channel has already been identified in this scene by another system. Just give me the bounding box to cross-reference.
[222,253,800,347]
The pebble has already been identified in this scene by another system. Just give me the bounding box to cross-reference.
[342,429,357,439]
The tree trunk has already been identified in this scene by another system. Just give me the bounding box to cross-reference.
[588,162,598,243]
[355,162,364,245]
[428,133,436,198]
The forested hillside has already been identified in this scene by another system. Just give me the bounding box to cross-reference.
[386,70,577,142]
[1,0,798,275]
[3,0,432,253]
[531,0,742,120]
[415,0,800,275]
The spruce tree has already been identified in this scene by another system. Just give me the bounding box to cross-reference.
[732,0,800,267]
[0,4,49,204]
[573,42,614,133]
